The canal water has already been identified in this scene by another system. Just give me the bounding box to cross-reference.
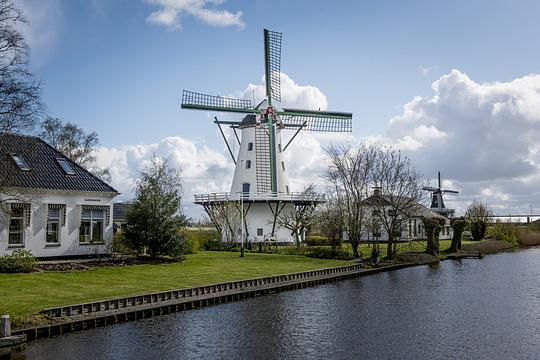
[25,248,540,359]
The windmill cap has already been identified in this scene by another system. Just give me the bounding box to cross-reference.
[240,114,258,128]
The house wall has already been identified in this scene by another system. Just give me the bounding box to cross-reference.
[0,190,116,258]
[360,206,453,242]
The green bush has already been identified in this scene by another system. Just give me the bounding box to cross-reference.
[111,233,134,255]
[183,229,220,253]
[305,247,353,260]
[487,222,521,246]
[304,236,333,247]
[199,237,223,251]
[0,249,38,273]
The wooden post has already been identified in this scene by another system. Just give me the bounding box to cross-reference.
[0,315,11,338]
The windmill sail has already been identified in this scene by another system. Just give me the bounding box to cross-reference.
[181,90,254,114]
[280,108,353,132]
[264,29,282,103]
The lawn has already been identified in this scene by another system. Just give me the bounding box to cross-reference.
[0,252,351,328]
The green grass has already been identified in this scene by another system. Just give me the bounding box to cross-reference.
[0,251,350,327]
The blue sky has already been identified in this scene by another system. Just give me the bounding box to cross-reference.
[17,0,540,217]
[26,0,540,145]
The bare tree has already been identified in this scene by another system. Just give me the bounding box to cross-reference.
[314,190,344,248]
[0,0,43,215]
[40,117,111,183]
[370,147,423,259]
[0,0,43,134]
[275,184,320,249]
[325,144,377,258]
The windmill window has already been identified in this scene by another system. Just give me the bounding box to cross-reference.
[257,228,263,236]
[247,142,253,151]
[246,160,251,169]
[242,183,250,197]
[281,162,285,171]
[278,143,282,152]
[11,154,31,171]
[286,185,290,194]
[57,158,76,175]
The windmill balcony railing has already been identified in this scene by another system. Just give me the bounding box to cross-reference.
[194,192,325,203]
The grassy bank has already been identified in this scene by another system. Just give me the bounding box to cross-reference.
[261,240,478,259]
[0,252,350,329]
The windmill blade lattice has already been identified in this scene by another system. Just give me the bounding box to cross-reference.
[280,108,353,132]
[264,29,282,103]
[181,90,254,114]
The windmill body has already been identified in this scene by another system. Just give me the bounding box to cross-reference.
[229,115,290,198]
[184,29,352,243]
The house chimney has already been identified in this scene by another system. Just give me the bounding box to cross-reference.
[373,187,381,197]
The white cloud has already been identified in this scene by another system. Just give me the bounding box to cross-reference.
[145,0,244,29]
[235,73,328,111]
[14,0,61,59]
[96,70,540,218]
[94,136,234,218]
[387,69,540,215]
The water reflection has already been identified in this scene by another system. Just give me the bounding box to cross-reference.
[25,248,540,360]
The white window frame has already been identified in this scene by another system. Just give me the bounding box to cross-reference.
[8,207,25,247]
[46,206,62,245]
[57,158,76,175]
[79,208,105,244]
[11,153,31,171]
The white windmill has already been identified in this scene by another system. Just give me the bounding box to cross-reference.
[182,29,353,246]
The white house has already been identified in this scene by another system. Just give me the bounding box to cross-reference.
[359,188,453,243]
[0,133,118,258]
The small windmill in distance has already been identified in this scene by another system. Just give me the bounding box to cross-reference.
[422,171,459,217]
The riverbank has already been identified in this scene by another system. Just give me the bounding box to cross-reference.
[0,239,527,331]
[0,252,351,329]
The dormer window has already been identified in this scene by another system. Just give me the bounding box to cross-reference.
[56,158,75,175]
[11,154,31,171]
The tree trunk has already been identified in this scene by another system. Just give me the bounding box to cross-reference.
[424,218,444,256]
[294,230,300,251]
[449,218,466,252]
[386,236,394,259]
[351,240,360,258]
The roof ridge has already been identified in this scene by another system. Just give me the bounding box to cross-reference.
[0,132,40,140]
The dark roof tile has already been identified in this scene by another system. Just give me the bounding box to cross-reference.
[0,133,118,194]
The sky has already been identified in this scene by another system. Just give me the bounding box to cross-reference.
[14,0,540,219]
